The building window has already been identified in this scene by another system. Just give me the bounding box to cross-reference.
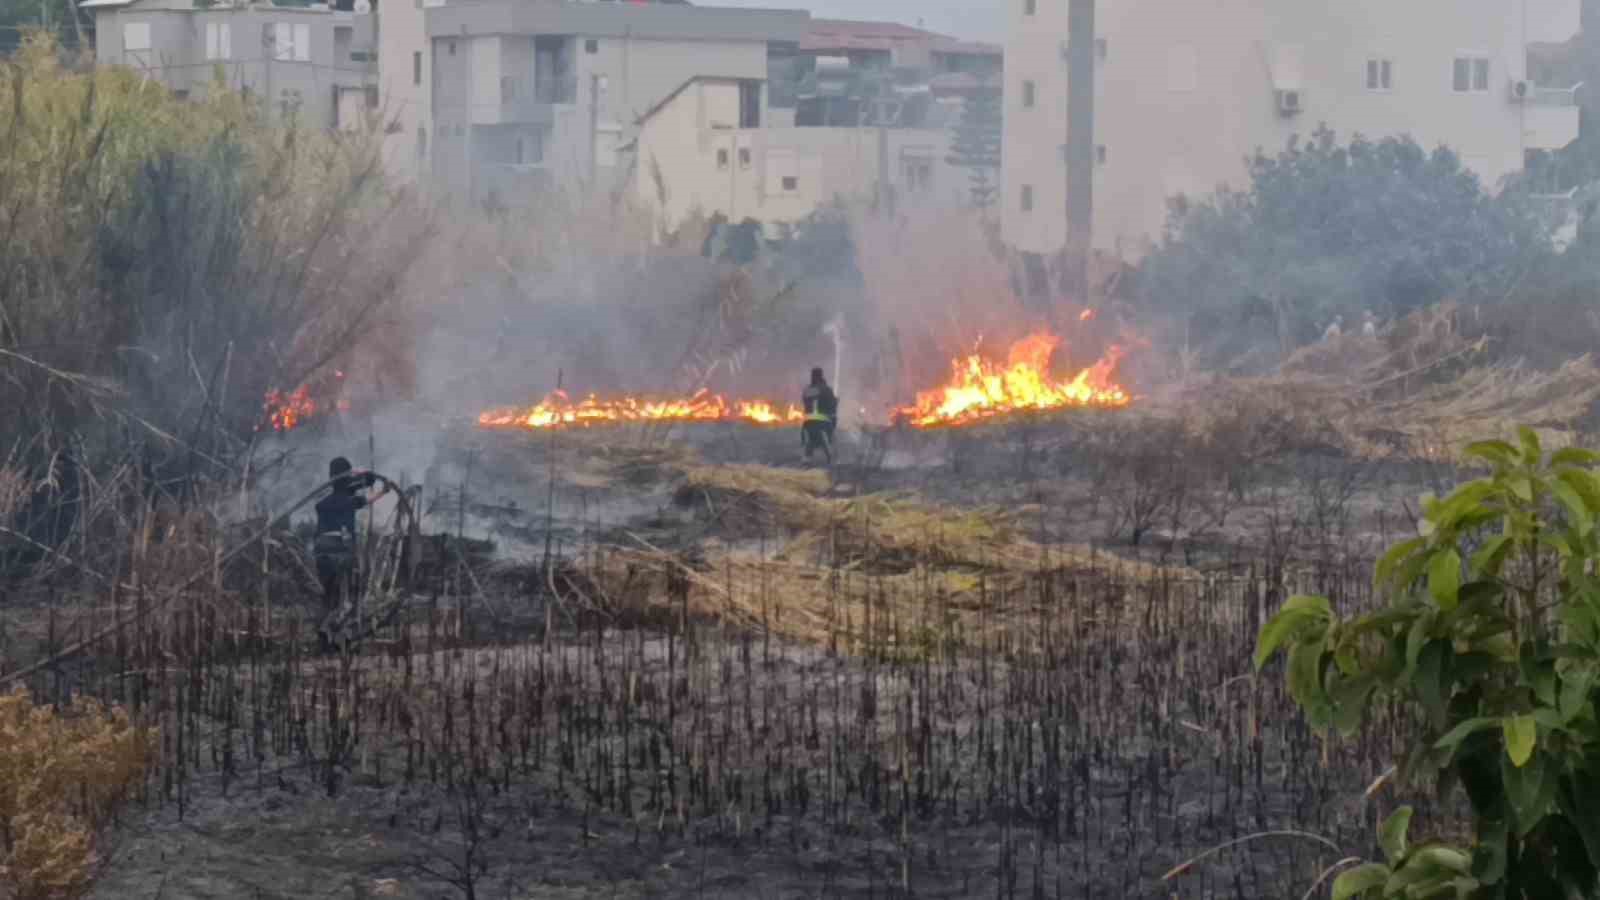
[122,22,150,52]
[585,39,599,54]
[738,147,752,169]
[782,175,798,192]
[1096,144,1106,165]
[1366,58,1393,91]
[739,80,761,128]
[205,23,231,60]
[717,148,730,170]
[413,51,421,86]
[448,40,456,56]
[1021,79,1036,108]
[1096,38,1108,61]
[364,85,378,109]
[901,154,932,192]
[1024,0,1036,13]
[270,23,310,62]
[1021,185,1034,212]
[1453,55,1489,93]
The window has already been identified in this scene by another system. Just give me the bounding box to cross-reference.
[1366,58,1393,91]
[901,154,932,192]
[447,40,456,56]
[1020,185,1034,212]
[413,51,421,86]
[585,39,598,54]
[717,148,730,170]
[782,175,798,192]
[1096,144,1106,165]
[1024,0,1036,13]
[1096,38,1108,61]
[205,23,231,60]
[738,147,752,169]
[363,85,378,109]
[271,23,309,62]
[1453,55,1489,92]
[122,22,150,52]
[739,80,761,128]
[1021,79,1036,108]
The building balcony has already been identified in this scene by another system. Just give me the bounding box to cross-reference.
[470,75,573,126]
[1523,82,1583,150]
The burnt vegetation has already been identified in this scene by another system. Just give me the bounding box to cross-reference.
[8,34,1600,900]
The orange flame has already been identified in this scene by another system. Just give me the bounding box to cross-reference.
[890,331,1129,428]
[478,389,806,430]
[260,371,349,432]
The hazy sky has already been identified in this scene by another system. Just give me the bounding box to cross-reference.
[708,0,1006,42]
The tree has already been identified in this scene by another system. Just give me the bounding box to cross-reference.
[1258,429,1600,899]
[1138,126,1550,363]
[946,82,1002,209]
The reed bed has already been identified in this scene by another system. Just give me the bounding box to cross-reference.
[6,539,1437,898]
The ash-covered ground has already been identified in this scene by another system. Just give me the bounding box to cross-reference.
[85,411,1458,900]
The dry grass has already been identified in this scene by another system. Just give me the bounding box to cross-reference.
[571,450,1190,651]
[1180,303,1600,461]
[0,688,155,900]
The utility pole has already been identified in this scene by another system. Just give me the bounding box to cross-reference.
[1064,0,1096,301]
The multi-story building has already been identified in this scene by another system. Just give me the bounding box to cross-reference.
[1003,0,1585,261]
[84,0,377,131]
[377,0,808,204]
[621,17,1000,232]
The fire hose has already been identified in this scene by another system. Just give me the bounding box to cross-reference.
[1,471,422,686]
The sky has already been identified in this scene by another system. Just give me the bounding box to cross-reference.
[707,0,1006,42]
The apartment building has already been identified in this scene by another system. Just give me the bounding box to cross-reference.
[774,18,1002,129]
[85,0,377,131]
[376,0,807,203]
[1003,0,1585,261]
[626,74,972,231]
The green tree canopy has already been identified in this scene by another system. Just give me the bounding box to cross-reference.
[1139,126,1550,362]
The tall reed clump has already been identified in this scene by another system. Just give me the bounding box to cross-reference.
[0,687,155,900]
[0,33,428,575]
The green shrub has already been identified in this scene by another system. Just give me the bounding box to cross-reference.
[1258,427,1600,899]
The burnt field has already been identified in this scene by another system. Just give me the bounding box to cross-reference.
[7,412,1481,899]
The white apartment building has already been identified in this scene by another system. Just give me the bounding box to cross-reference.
[626,75,970,231]
[1003,0,1584,260]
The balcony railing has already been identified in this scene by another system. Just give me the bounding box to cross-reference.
[1531,83,1583,107]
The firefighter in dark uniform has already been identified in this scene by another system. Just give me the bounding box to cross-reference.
[313,457,388,639]
[801,367,839,463]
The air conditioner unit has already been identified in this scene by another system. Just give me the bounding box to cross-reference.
[1510,79,1533,101]
[1275,88,1303,116]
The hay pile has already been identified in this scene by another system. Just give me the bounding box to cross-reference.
[1185,303,1600,460]
[578,454,1186,651]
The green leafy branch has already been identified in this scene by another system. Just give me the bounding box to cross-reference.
[1258,427,1600,899]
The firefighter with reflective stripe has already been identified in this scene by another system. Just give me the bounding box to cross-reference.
[313,456,388,645]
[801,367,838,463]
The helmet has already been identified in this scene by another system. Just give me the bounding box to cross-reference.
[329,456,353,478]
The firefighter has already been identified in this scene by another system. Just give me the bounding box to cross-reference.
[801,367,839,463]
[313,456,388,646]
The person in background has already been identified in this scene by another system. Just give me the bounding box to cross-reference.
[313,456,388,643]
[801,367,839,464]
